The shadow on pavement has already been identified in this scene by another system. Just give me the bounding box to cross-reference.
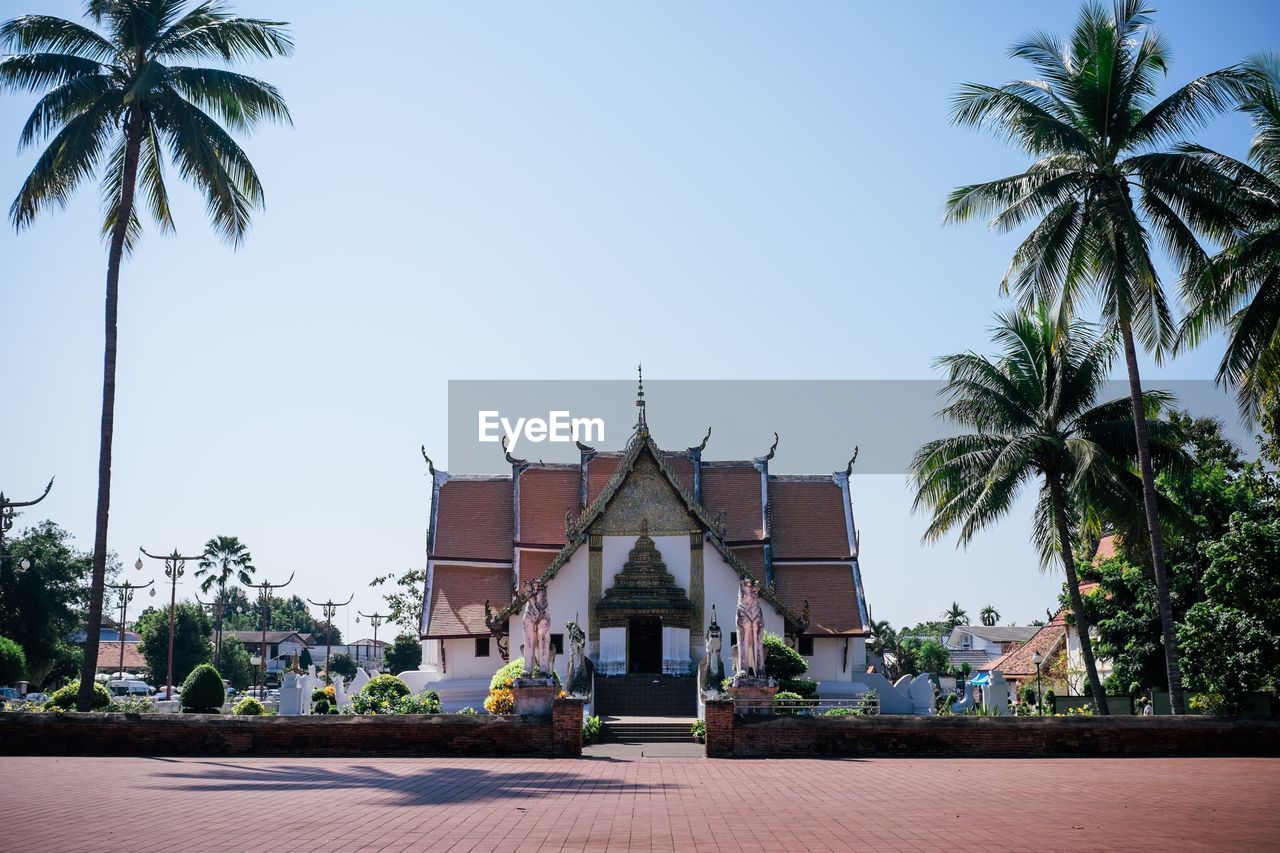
[143,761,679,806]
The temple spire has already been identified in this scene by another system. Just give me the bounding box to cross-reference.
[635,363,647,429]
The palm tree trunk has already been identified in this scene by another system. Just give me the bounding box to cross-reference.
[1119,318,1185,715]
[1047,477,1109,714]
[77,109,144,712]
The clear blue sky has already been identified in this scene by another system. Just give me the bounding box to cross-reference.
[2,1,1275,636]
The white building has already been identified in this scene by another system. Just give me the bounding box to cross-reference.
[411,402,871,715]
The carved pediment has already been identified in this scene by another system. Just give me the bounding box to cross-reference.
[588,452,700,536]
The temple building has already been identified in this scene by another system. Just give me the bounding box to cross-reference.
[414,391,871,715]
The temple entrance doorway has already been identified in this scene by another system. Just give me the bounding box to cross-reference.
[628,617,662,674]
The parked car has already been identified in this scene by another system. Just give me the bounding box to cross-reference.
[0,687,20,702]
[24,692,49,705]
[109,679,153,697]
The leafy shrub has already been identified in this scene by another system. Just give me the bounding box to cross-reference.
[773,690,805,715]
[312,698,331,714]
[109,696,155,714]
[582,715,602,744]
[1020,686,1037,705]
[0,636,27,684]
[1189,693,1226,715]
[490,659,525,691]
[351,674,411,715]
[780,677,819,699]
[46,680,110,711]
[484,688,514,714]
[690,719,706,742]
[855,688,879,716]
[938,692,959,714]
[763,633,806,681]
[394,691,440,714]
[457,706,478,715]
[1064,704,1095,716]
[822,707,855,716]
[311,687,328,703]
[181,664,226,713]
[232,696,264,716]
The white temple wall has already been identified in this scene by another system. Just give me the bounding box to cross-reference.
[439,638,497,679]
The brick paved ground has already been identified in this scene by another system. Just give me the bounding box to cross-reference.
[2,756,1276,852]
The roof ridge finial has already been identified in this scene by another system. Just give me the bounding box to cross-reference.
[635,362,647,429]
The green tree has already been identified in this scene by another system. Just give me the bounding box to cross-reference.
[0,0,291,710]
[941,603,968,631]
[0,521,92,687]
[220,591,325,637]
[216,635,253,691]
[917,640,951,674]
[912,310,1186,713]
[136,602,212,687]
[946,0,1246,714]
[195,535,254,668]
[1178,505,1280,710]
[370,567,426,633]
[980,605,1001,627]
[327,652,356,680]
[0,636,27,684]
[1182,55,1280,418]
[299,647,313,670]
[383,634,422,674]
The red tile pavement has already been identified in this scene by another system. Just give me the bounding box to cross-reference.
[1,756,1276,852]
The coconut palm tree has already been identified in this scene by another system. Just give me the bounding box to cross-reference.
[1,1,291,710]
[980,605,1001,627]
[912,310,1188,714]
[1182,54,1280,418]
[196,535,255,667]
[941,603,968,631]
[944,1,1244,713]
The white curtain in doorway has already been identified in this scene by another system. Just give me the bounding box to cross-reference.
[599,627,627,675]
[662,627,690,675]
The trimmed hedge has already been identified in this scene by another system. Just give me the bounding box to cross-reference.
[181,664,225,713]
[45,680,111,711]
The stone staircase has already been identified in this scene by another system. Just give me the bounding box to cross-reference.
[598,720,697,744]
[593,674,696,717]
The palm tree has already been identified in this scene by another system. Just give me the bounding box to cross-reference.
[941,603,968,631]
[1,1,291,710]
[1182,54,1280,418]
[980,605,1001,627]
[945,1,1244,714]
[912,310,1187,714]
[196,535,255,667]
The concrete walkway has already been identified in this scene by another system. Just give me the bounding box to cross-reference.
[2,756,1277,851]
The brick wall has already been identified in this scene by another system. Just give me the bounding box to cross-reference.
[0,709,581,758]
[552,698,585,757]
[704,700,734,758]
[706,712,1280,758]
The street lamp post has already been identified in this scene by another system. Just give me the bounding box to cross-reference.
[308,595,353,681]
[1031,650,1044,715]
[247,574,294,697]
[104,578,153,680]
[138,547,203,701]
[0,478,54,555]
[357,611,389,671]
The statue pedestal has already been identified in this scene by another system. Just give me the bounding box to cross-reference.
[728,676,777,714]
[278,671,304,716]
[512,678,558,716]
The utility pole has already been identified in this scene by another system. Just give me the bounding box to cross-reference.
[138,547,203,701]
[308,594,353,681]
[104,578,153,680]
[358,610,389,670]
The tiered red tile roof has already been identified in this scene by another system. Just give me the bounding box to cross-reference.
[422,430,866,638]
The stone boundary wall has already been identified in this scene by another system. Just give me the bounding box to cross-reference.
[1,699,585,758]
[702,700,1280,758]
